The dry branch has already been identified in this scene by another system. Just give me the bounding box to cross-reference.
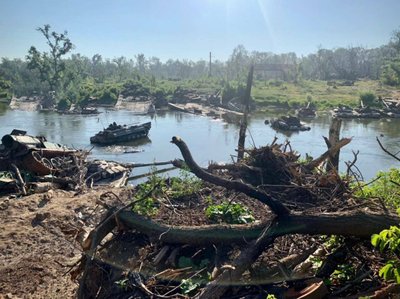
[377,137,400,162]
[305,137,351,170]
[171,136,290,216]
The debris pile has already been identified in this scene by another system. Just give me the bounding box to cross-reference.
[173,87,203,103]
[0,130,132,195]
[75,135,399,299]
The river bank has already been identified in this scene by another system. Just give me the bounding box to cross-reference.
[2,103,400,181]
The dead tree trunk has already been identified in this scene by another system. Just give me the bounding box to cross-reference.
[170,135,400,299]
[237,65,254,162]
[325,118,342,172]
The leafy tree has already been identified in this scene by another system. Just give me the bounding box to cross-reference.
[227,45,250,81]
[359,92,377,107]
[135,53,147,74]
[26,24,74,103]
[380,28,400,86]
[0,75,12,102]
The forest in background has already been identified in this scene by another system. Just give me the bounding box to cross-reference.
[0,25,400,109]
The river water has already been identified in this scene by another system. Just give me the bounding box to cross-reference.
[0,104,399,181]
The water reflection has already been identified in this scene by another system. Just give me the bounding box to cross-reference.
[91,136,152,148]
[0,107,399,180]
[0,103,8,115]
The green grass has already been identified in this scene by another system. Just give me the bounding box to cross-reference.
[251,79,397,110]
[158,77,222,95]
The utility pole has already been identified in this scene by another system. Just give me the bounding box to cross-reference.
[209,52,212,77]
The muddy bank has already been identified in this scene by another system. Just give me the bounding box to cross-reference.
[9,97,42,111]
[0,187,131,298]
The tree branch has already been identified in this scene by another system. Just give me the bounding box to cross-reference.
[377,137,400,162]
[170,136,290,216]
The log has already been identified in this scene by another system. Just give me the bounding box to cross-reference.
[127,166,177,181]
[118,210,265,245]
[197,220,279,299]
[305,137,351,170]
[116,210,399,245]
[123,160,174,168]
[237,65,254,162]
[196,212,400,299]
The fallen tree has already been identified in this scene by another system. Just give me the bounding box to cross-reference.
[77,134,400,299]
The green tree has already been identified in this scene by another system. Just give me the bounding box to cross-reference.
[26,24,74,104]
[381,28,400,86]
[0,75,12,102]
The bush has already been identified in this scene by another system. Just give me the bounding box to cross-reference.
[355,168,400,209]
[359,92,377,107]
[57,98,70,111]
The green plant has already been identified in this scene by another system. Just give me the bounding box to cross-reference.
[371,226,400,283]
[330,264,355,284]
[180,278,200,295]
[323,235,343,250]
[56,98,70,111]
[266,294,277,299]
[205,201,255,224]
[167,168,202,199]
[132,172,165,215]
[115,278,129,290]
[354,168,400,209]
[359,92,377,107]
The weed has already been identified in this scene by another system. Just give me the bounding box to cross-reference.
[354,168,400,209]
[180,278,200,295]
[330,264,355,284]
[205,201,255,224]
[167,168,202,199]
[132,170,165,216]
[371,226,400,283]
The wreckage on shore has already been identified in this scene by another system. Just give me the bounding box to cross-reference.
[0,130,132,194]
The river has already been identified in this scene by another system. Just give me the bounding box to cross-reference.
[0,104,399,182]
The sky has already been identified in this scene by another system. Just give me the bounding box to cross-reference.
[1,0,400,62]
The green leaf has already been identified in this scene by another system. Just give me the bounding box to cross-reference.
[371,234,381,247]
[394,267,400,283]
[379,263,394,280]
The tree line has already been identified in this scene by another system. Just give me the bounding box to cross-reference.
[0,25,400,104]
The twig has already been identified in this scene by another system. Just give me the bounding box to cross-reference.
[331,270,372,296]
[127,166,177,181]
[346,150,359,178]
[377,137,400,162]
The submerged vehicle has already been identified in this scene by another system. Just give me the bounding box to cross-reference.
[270,116,311,132]
[331,105,355,118]
[90,122,151,145]
[296,102,316,118]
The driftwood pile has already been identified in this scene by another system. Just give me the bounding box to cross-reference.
[75,133,400,298]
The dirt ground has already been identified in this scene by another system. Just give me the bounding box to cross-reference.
[0,187,129,299]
